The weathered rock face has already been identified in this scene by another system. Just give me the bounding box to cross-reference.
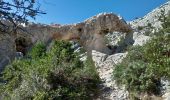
[0,33,15,71]
[133,32,151,46]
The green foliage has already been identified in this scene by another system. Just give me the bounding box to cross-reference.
[161,13,170,33]
[157,9,170,34]
[137,26,144,31]
[0,40,100,100]
[147,23,152,28]
[143,30,152,36]
[28,42,46,58]
[113,34,170,98]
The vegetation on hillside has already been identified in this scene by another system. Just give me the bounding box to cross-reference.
[0,40,100,100]
[113,11,170,99]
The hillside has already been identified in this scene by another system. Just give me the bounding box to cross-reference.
[92,1,170,99]
[0,1,170,100]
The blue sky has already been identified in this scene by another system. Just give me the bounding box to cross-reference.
[33,0,168,25]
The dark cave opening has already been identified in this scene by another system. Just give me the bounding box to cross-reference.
[77,28,82,33]
[15,37,28,56]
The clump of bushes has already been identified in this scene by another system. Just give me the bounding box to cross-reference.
[137,26,144,31]
[113,34,170,98]
[0,40,100,100]
[113,13,170,99]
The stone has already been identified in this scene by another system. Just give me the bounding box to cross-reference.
[163,92,170,100]
[161,79,170,100]
[133,34,151,46]
[92,50,108,68]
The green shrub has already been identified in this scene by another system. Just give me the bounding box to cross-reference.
[0,40,100,100]
[113,34,170,98]
[28,42,46,58]
[137,26,144,31]
[158,9,170,34]
[147,23,152,28]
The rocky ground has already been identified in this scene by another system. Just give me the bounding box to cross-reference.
[92,50,128,100]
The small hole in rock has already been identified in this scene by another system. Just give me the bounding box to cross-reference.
[77,28,82,32]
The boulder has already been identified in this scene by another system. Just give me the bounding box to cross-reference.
[133,32,151,46]
[161,79,170,100]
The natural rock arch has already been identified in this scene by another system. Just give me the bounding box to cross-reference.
[52,13,133,55]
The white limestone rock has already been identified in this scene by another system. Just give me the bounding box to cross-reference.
[133,33,151,46]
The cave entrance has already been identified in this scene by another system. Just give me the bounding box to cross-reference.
[15,37,28,55]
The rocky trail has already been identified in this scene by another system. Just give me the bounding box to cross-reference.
[92,50,128,100]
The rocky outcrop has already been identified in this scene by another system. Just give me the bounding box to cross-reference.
[0,33,15,71]
[133,32,151,46]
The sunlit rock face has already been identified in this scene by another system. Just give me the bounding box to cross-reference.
[0,33,15,71]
